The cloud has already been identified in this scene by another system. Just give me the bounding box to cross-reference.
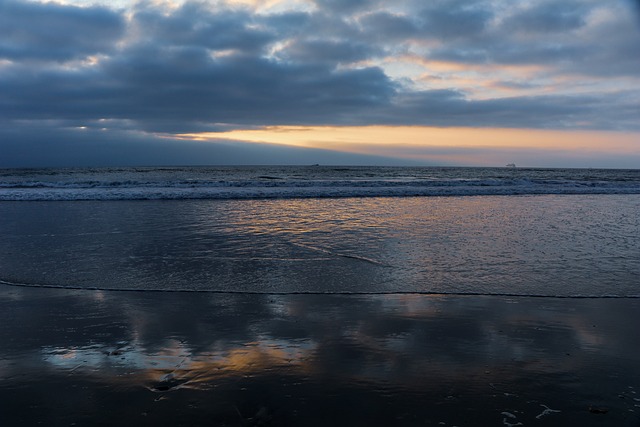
[505,1,588,34]
[130,3,275,54]
[0,120,415,167]
[418,1,640,78]
[418,2,492,40]
[0,0,639,167]
[359,11,418,42]
[281,38,379,64]
[312,0,374,13]
[0,0,125,61]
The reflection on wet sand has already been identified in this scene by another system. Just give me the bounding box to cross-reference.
[1,285,639,426]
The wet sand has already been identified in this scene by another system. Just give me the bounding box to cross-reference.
[1,285,639,426]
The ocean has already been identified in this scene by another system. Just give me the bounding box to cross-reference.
[1,165,640,200]
[2,165,640,426]
[1,166,638,297]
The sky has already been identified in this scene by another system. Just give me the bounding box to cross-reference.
[1,0,639,168]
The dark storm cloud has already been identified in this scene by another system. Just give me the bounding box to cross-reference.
[0,0,125,61]
[0,0,638,167]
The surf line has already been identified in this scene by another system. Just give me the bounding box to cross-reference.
[1,279,639,299]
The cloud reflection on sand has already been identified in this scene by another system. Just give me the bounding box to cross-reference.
[2,284,639,426]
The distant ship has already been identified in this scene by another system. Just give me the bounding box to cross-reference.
[505,163,516,168]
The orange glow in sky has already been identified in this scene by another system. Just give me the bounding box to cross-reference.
[177,126,640,166]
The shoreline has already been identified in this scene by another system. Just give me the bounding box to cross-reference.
[4,279,640,299]
[2,283,639,426]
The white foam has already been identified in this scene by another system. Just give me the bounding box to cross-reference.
[1,166,639,201]
[535,404,561,419]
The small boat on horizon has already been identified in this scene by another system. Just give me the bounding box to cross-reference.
[505,163,516,168]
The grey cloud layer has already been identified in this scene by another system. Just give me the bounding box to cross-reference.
[0,0,125,61]
[0,0,639,166]
[1,0,638,129]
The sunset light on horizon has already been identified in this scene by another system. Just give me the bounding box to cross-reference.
[178,126,640,167]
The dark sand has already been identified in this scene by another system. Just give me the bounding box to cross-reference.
[1,284,639,426]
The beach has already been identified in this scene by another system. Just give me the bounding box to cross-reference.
[1,166,639,425]
[1,284,639,426]
[1,194,638,297]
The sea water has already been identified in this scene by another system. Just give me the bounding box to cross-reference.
[1,166,639,297]
[1,165,640,200]
[2,166,640,426]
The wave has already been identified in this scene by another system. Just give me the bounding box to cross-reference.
[1,166,639,201]
[1,179,640,201]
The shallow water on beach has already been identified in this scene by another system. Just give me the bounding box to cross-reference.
[1,183,640,425]
[1,285,639,426]
[1,194,639,296]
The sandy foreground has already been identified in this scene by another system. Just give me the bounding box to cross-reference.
[1,284,639,426]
